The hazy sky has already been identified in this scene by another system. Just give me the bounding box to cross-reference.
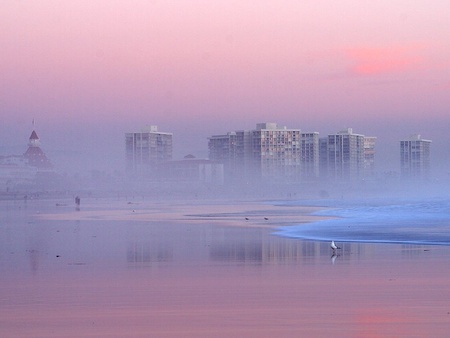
[1,1,449,175]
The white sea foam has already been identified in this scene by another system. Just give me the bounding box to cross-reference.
[274,198,450,246]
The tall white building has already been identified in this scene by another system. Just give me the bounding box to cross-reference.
[400,134,431,179]
[301,132,320,180]
[125,126,172,178]
[251,123,302,182]
[208,123,319,183]
[208,131,253,183]
[325,128,367,181]
[363,136,377,177]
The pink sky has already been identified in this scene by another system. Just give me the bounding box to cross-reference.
[1,1,449,174]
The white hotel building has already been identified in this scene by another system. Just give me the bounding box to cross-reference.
[400,134,431,180]
[208,123,319,183]
[125,125,173,178]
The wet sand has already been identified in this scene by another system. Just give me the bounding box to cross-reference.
[1,198,450,337]
[35,198,329,227]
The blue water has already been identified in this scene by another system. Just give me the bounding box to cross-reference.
[275,198,450,246]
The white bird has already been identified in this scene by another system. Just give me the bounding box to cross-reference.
[331,241,341,251]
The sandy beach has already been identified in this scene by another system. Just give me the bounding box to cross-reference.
[1,197,450,337]
[35,198,330,227]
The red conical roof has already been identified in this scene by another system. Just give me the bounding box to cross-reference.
[29,130,39,140]
[24,130,52,169]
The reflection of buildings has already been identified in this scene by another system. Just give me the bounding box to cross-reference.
[0,129,53,191]
[127,241,173,266]
[400,134,431,180]
[125,225,370,267]
[125,125,173,178]
[208,227,366,264]
[208,123,320,184]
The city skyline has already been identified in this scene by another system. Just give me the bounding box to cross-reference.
[0,121,438,177]
[1,1,449,176]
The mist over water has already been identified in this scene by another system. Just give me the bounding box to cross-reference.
[2,2,450,336]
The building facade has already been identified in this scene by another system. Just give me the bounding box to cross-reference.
[322,128,374,181]
[23,130,53,169]
[363,136,377,177]
[157,155,224,185]
[125,126,173,178]
[301,132,320,180]
[1,129,53,191]
[400,134,431,179]
[251,123,303,182]
[208,123,319,183]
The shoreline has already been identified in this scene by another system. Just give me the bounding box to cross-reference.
[20,196,450,247]
[34,198,334,229]
[3,196,450,337]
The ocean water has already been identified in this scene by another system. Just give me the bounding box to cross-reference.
[275,198,450,246]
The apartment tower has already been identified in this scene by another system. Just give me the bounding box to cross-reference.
[125,125,173,178]
[400,134,431,179]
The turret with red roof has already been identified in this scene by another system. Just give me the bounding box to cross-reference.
[23,130,53,169]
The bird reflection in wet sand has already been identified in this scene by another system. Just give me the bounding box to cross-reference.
[331,252,339,264]
[330,241,341,264]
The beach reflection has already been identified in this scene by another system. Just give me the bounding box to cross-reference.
[2,199,449,338]
[127,241,173,265]
[0,212,436,276]
[208,227,358,264]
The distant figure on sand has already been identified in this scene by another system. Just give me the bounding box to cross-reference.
[75,196,81,206]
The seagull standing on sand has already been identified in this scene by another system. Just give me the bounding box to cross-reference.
[331,241,341,251]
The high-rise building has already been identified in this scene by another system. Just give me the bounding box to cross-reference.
[251,123,302,182]
[324,128,367,181]
[318,137,329,179]
[208,123,319,183]
[208,130,253,183]
[363,136,377,177]
[400,134,431,179]
[301,132,320,180]
[125,126,172,178]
